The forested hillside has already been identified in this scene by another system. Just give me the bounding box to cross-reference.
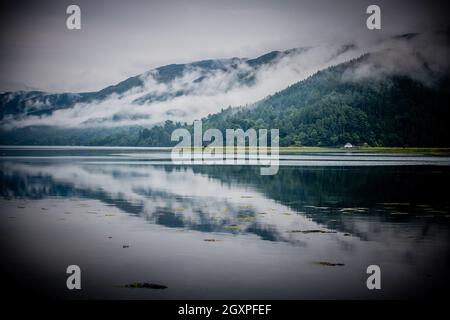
[1,52,449,147]
[137,55,450,147]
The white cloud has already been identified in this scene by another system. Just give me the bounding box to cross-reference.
[343,32,450,85]
[5,44,365,129]
[3,32,449,130]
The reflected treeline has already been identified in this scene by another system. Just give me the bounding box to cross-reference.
[0,161,296,243]
[1,161,449,244]
[191,165,450,238]
[191,165,450,208]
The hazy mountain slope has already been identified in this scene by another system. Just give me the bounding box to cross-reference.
[0,48,311,122]
[199,54,450,147]
[3,50,448,147]
[0,42,365,130]
[139,52,450,147]
[0,32,448,147]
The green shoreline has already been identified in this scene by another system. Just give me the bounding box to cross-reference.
[1,145,449,155]
[174,146,450,155]
[282,147,450,155]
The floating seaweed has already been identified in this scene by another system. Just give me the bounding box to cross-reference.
[314,261,345,267]
[117,282,167,289]
[288,229,336,234]
[339,208,367,213]
[224,224,241,229]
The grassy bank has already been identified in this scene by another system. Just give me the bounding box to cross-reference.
[174,146,450,155]
[282,146,450,155]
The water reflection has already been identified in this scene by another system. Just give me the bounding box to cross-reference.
[1,160,449,245]
[1,152,450,299]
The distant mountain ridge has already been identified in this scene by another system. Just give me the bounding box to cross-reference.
[198,54,450,147]
[1,32,449,147]
[0,47,311,122]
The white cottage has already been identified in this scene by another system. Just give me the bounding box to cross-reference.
[344,143,353,148]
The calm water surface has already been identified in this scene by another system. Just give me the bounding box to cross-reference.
[0,147,449,299]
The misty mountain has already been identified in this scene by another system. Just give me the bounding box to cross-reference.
[0,47,312,123]
[2,48,449,147]
[0,32,449,147]
[198,54,450,147]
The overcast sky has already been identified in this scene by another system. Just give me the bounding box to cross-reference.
[0,0,448,92]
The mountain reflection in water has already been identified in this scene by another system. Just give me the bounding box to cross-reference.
[2,161,449,243]
[0,151,449,299]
